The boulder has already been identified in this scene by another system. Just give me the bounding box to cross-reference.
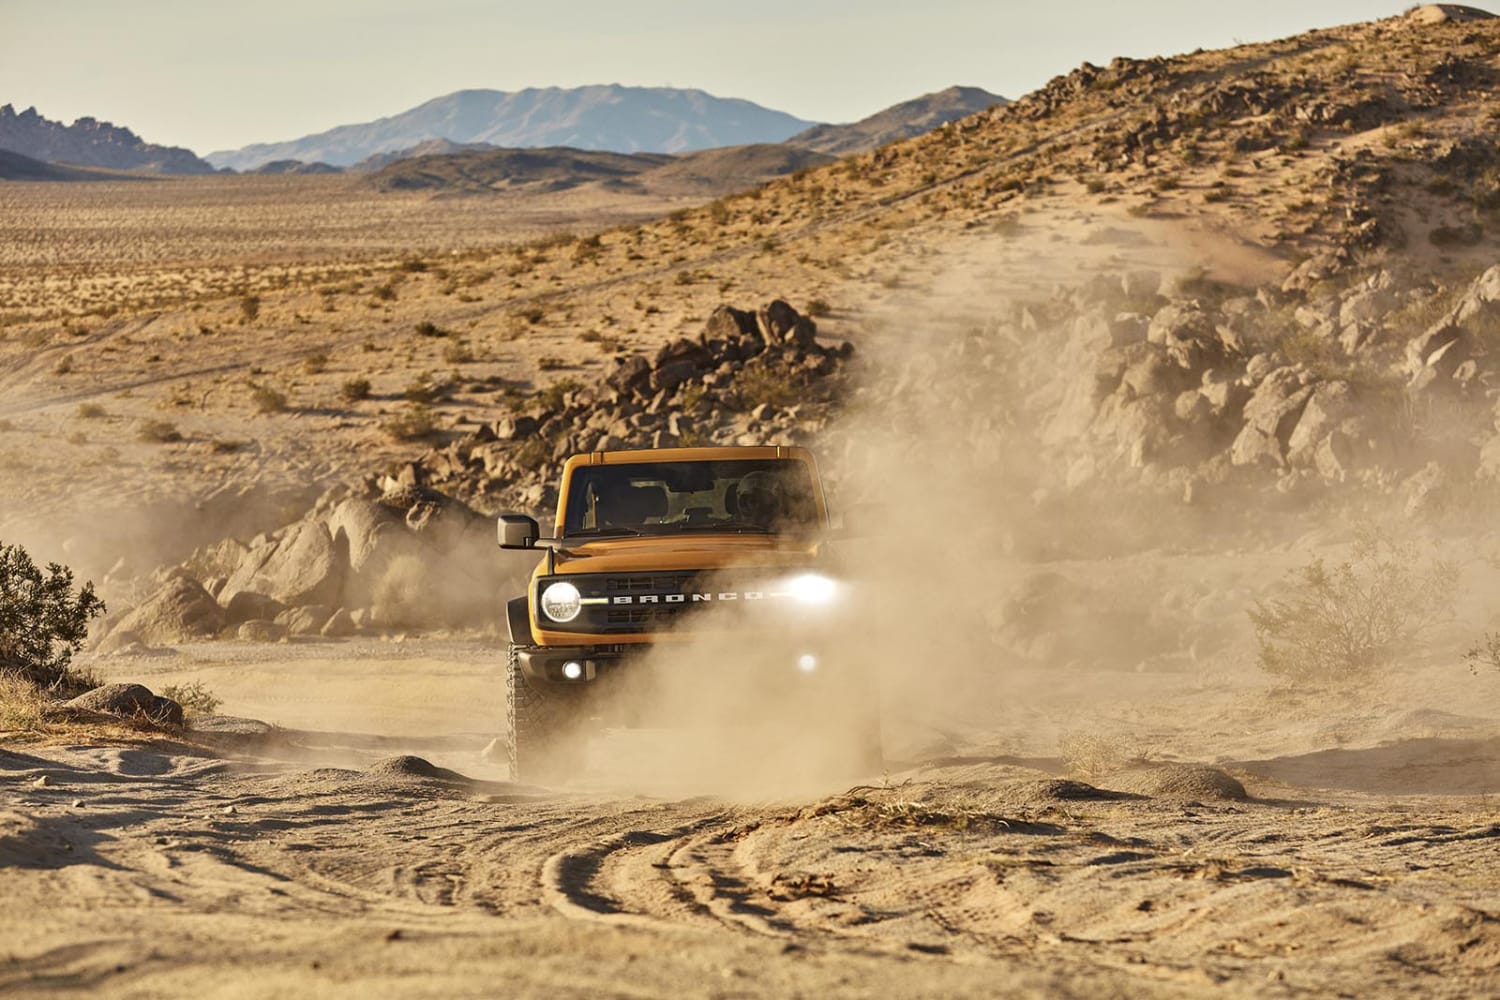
[757,300,817,349]
[1285,380,1356,468]
[493,414,538,440]
[111,575,225,646]
[702,304,762,347]
[65,683,155,716]
[276,605,334,636]
[222,590,285,625]
[606,355,651,395]
[221,519,347,609]
[320,608,357,638]
[238,620,288,642]
[649,359,698,394]
[326,499,405,574]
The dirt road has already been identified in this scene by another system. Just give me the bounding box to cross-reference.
[3,642,1500,998]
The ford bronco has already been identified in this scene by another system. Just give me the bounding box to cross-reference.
[496,445,879,782]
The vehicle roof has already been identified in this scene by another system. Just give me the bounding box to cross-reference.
[566,445,816,467]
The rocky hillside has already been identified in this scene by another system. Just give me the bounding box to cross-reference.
[206,86,817,171]
[0,104,214,174]
[788,85,1007,155]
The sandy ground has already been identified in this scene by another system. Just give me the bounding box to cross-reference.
[3,638,1500,999]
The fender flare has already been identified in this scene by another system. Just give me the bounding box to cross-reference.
[506,596,533,646]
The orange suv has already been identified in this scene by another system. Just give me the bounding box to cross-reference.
[497,445,880,782]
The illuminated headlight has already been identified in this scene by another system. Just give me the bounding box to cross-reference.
[797,654,819,673]
[540,582,582,623]
[561,660,584,681]
[785,573,838,606]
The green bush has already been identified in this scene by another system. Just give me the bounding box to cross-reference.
[0,542,105,689]
[1249,535,1457,683]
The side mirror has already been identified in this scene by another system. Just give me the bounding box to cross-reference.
[498,514,540,549]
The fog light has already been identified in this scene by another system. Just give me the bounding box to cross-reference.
[562,660,584,681]
[797,653,818,673]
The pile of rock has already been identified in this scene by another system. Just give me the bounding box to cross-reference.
[398,298,851,510]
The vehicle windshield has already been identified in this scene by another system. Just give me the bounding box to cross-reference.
[562,460,820,537]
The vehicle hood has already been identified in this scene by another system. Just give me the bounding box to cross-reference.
[546,534,824,576]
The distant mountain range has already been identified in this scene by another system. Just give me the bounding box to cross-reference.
[0,104,214,174]
[206,86,818,171]
[0,85,1006,185]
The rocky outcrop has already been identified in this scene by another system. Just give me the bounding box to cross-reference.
[0,104,214,174]
[109,575,224,646]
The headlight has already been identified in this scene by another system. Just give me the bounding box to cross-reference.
[540,581,582,623]
[784,573,838,606]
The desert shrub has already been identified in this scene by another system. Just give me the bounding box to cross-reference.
[372,282,398,302]
[805,298,832,318]
[303,352,329,374]
[732,364,801,409]
[137,419,182,443]
[381,404,437,441]
[537,356,566,371]
[340,378,372,403]
[1249,534,1457,683]
[76,403,106,419]
[538,377,583,412]
[415,320,451,338]
[403,380,435,404]
[159,681,221,716]
[0,542,104,689]
[53,354,74,375]
[249,383,288,414]
[240,295,261,322]
[443,341,476,365]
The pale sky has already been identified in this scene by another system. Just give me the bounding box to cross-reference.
[1,0,1404,156]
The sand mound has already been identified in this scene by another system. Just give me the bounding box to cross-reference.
[999,778,1142,806]
[1104,764,1248,801]
[363,754,470,783]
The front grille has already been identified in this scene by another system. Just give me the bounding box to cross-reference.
[539,570,786,635]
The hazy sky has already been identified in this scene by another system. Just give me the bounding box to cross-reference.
[2,1,1403,155]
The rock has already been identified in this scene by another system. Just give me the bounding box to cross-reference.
[1406,321,1466,378]
[702,305,762,347]
[237,620,288,642]
[325,498,405,574]
[320,608,357,637]
[1121,269,1161,300]
[65,683,155,716]
[650,359,698,393]
[1285,381,1355,467]
[222,590,285,625]
[758,300,817,349]
[493,414,538,440]
[606,355,651,395]
[1105,764,1247,801]
[1231,367,1314,467]
[150,697,185,726]
[1403,461,1449,517]
[222,520,347,609]
[112,576,225,645]
[276,605,333,636]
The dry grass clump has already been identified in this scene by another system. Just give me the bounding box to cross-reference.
[811,786,1046,836]
[137,419,183,443]
[0,671,48,733]
[76,402,107,419]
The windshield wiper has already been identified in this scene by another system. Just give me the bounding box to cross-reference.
[565,526,645,538]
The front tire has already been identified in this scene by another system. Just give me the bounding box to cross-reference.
[506,643,589,784]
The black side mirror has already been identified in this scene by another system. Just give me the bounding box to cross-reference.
[498,514,540,549]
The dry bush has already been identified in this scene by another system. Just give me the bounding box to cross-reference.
[137,419,182,443]
[159,681,221,716]
[732,363,802,409]
[339,377,372,403]
[303,352,329,374]
[381,404,437,441]
[1060,731,1144,778]
[76,403,106,419]
[239,294,261,322]
[249,383,288,414]
[1249,534,1457,683]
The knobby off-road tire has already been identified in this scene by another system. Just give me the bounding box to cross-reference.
[505,643,588,784]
